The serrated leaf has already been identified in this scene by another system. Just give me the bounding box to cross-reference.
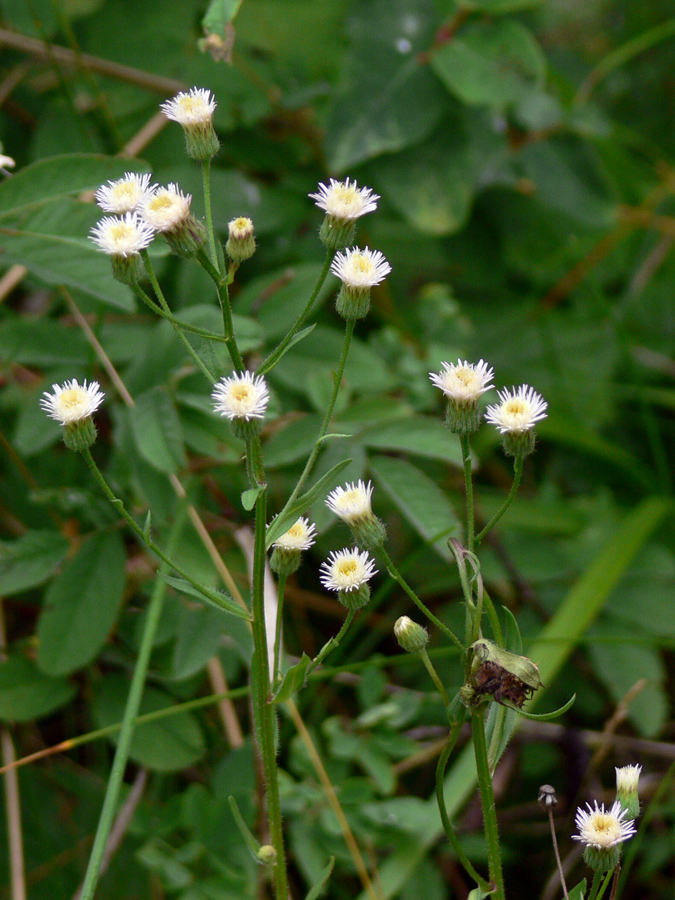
[0,656,75,723]
[0,530,69,594]
[265,458,352,549]
[161,574,251,620]
[37,531,126,676]
[129,387,187,474]
[272,653,312,704]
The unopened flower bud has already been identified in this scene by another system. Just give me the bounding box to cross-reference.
[226,216,256,265]
[538,784,557,810]
[615,764,641,820]
[394,616,429,654]
[257,844,277,866]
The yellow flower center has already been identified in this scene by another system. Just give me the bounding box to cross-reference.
[505,400,526,415]
[150,195,174,212]
[110,223,133,242]
[337,560,358,577]
[232,385,253,403]
[60,389,84,410]
[287,523,303,539]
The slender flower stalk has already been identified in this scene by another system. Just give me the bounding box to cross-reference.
[79,506,187,900]
[140,250,215,384]
[474,456,524,546]
[472,708,505,900]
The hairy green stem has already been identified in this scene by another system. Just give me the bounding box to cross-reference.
[141,251,215,384]
[419,649,452,708]
[196,248,244,371]
[309,610,356,675]
[471,708,505,900]
[259,249,334,376]
[201,158,219,271]
[436,713,492,892]
[79,505,188,900]
[460,434,475,552]
[272,573,287,686]
[379,546,464,653]
[250,488,288,900]
[474,457,523,546]
[132,282,228,342]
[588,870,604,900]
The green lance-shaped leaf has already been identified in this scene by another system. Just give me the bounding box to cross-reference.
[161,574,251,620]
[305,857,336,900]
[272,653,312,704]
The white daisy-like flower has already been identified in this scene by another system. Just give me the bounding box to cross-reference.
[326,480,374,524]
[212,371,270,421]
[331,247,391,288]
[309,178,380,221]
[320,548,378,593]
[160,88,217,126]
[40,379,105,425]
[485,385,548,434]
[572,801,636,849]
[616,764,642,794]
[89,212,155,257]
[94,172,154,214]
[272,517,317,551]
[140,183,192,232]
[430,359,494,405]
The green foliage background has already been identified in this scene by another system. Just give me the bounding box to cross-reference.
[1,0,675,897]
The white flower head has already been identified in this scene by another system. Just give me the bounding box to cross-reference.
[485,385,548,434]
[212,371,270,421]
[95,172,154,214]
[141,183,192,232]
[161,88,216,127]
[273,517,317,552]
[40,379,105,425]
[430,359,494,406]
[572,801,636,849]
[89,212,155,257]
[616,764,642,794]
[331,247,391,289]
[326,480,374,524]
[320,548,377,593]
[309,178,379,221]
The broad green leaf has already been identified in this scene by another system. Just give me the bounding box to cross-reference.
[264,414,322,469]
[202,0,242,32]
[375,127,474,235]
[94,675,206,771]
[0,530,69,594]
[273,653,312,704]
[37,531,126,676]
[361,417,463,465]
[0,656,75,722]
[129,387,187,475]
[0,319,90,366]
[305,857,335,900]
[0,154,149,218]
[324,0,444,170]
[162,575,251,620]
[171,605,228,681]
[568,881,586,900]
[431,21,546,108]
[369,456,460,559]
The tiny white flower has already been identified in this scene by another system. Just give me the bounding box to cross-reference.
[89,212,155,257]
[160,88,217,127]
[141,183,192,232]
[40,379,105,425]
[272,517,317,551]
[331,247,391,288]
[94,172,154,214]
[572,801,636,849]
[326,480,374,524]
[430,359,494,405]
[616,764,642,794]
[485,385,548,434]
[212,371,270,421]
[309,178,380,221]
[320,548,377,593]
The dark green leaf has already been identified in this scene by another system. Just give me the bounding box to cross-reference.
[161,574,252,620]
[0,530,69,594]
[361,417,463,465]
[129,387,187,474]
[0,656,75,722]
[37,531,126,676]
